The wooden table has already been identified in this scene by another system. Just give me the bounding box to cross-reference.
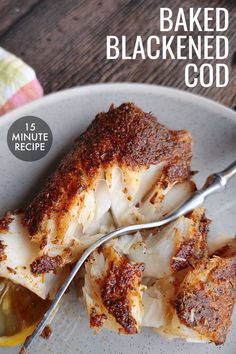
[0,0,235,107]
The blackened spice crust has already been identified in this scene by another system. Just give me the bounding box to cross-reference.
[176,256,236,345]
[0,240,7,261]
[0,212,14,233]
[90,308,107,328]
[214,238,236,258]
[7,266,16,274]
[171,212,210,272]
[41,325,52,340]
[23,103,192,237]
[30,255,63,275]
[100,258,143,334]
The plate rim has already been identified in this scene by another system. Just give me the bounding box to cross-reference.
[0,83,236,127]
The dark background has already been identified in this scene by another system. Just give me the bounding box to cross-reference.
[0,0,235,107]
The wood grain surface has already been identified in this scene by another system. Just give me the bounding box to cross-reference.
[0,0,235,107]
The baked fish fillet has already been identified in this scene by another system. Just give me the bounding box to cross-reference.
[83,208,209,333]
[0,102,194,299]
[83,246,145,334]
[0,213,68,299]
[84,213,236,345]
[159,238,236,344]
[23,103,193,257]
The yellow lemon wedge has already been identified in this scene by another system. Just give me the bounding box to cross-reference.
[0,324,36,346]
[0,278,50,346]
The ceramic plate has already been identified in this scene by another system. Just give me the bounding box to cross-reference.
[0,83,235,354]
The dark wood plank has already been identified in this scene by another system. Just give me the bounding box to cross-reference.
[0,0,235,107]
[0,0,39,36]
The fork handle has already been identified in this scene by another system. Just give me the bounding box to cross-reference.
[201,160,236,198]
[219,160,236,182]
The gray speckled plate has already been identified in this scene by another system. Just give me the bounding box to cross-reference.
[0,83,235,354]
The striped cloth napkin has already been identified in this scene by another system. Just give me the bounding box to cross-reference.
[0,48,43,115]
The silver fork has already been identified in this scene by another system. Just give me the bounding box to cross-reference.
[21,160,236,353]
